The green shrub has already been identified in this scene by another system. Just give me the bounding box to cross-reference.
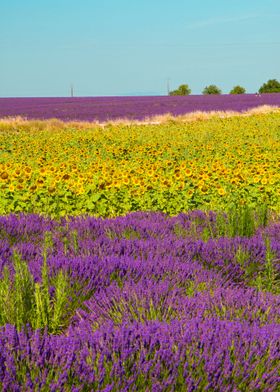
[230,85,246,94]
[259,79,280,93]
[169,84,191,96]
[202,85,222,95]
[0,236,71,333]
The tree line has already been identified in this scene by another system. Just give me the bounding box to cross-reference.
[168,79,280,96]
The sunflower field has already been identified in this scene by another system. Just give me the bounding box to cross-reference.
[0,112,280,217]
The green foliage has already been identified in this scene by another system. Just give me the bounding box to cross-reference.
[202,85,222,95]
[169,84,191,96]
[255,238,280,294]
[259,79,280,93]
[230,85,246,94]
[214,204,268,238]
[51,271,69,332]
[0,247,71,333]
[0,252,35,330]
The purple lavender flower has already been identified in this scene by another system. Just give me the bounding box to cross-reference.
[0,211,279,390]
[0,94,280,122]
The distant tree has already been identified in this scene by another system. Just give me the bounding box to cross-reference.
[169,84,191,96]
[230,85,246,94]
[259,79,280,93]
[202,85,222,95]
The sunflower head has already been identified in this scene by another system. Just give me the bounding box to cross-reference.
[1,171,9,180]
[218,188,226,196]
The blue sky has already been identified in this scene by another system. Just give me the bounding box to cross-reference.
[1,0,280,96]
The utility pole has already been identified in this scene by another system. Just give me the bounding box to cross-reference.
[167,78,170,95]
[70,84,74,97]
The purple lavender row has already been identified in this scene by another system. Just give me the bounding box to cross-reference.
[0,211,279,298]
[0,211,280,390]
[1,319,280,391]
[1,94,280,121]
[0,211,279,328]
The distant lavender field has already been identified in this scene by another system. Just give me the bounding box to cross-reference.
[1,94,280,122]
